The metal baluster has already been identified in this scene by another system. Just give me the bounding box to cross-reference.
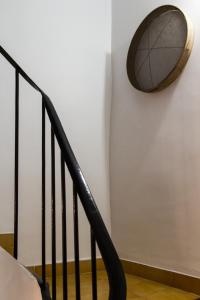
[61,154,68,300]
[42,99,46,285]
[73,184,81,300]
[14,69,19,259]
[91,230,97,300]
[51,128,56,300]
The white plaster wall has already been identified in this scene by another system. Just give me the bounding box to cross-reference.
[111,0,200,277]
[0,0,111,266]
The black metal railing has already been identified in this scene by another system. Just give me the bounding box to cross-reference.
[0,45,126,300]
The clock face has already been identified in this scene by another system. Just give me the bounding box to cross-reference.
[127,5,194,93]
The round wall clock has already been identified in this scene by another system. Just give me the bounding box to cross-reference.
[127,5,194,93]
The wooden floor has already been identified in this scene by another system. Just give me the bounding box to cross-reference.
[47,271,200,299]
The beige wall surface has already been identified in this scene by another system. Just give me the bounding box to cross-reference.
[110,0,200,277]
[0,0,111,266]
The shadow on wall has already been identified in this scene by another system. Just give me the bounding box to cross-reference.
[104,52,112,210]
[110,40,197,271]
[123,78,186,258]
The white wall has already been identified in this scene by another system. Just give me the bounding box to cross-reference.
[111,0,200,277]
[0,0,112,266]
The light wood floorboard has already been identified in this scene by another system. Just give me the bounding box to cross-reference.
[47,271,200,299]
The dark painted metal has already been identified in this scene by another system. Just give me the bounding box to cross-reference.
[91,230,97,300]
[0,45,127,300]
[0,46,42,94]
[42,99,46,286]
[51,129,56,300]
[73,184,81,300]
[61,154,68,300]
[33,273,51,300]
[44,95,127,300]
[14,69,19,259]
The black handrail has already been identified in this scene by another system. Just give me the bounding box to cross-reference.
[14,68,19,259]
[0,44,127,300]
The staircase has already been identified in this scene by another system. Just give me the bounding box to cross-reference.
[0,45,127,300]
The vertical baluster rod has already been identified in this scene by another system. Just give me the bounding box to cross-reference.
[14,69,19,259]
[61,154,68,300]
[73,184,81,300]
[42,99,46,285]
[91,230,97,300]
[51,128,56,300]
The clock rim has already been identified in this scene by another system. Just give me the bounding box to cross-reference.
[126,5,194,93]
